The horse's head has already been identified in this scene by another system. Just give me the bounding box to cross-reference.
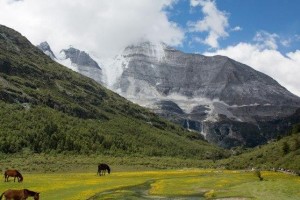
[34,192,40,200]
[18,176,23,182]
[17,171,23,182]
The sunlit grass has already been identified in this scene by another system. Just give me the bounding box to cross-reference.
[0,169,299,200]
[149,170,300,200]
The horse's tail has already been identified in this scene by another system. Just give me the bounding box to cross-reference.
[97,165,100,175]
[107,166,111,174]
[0,192,4,200]
[3,171,7,181]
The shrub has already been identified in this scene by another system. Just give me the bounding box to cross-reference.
[282,141,290,155]
[254,170,263,181]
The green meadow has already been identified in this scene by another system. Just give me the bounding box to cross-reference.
[0,154,300,199]
[0,168,299,200]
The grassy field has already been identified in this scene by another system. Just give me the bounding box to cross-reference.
[0,169,299,200]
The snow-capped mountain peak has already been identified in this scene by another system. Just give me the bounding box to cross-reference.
[37,41,56,60]
[109,41,300,148]
[38,42,103,84]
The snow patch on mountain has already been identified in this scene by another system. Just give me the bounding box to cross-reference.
[38,42,104,84]
[113,77,235,123]
[101,54,129,88]
[57,51,78,72]
[125,41,167,61]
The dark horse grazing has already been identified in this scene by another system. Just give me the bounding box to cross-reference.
[97,163,111,176]
[4,170,23,182]
[0,189,39,200]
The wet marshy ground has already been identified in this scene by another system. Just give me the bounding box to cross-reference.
[89,179,205,200]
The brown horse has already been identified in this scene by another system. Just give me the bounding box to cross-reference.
[0,189,39,200]
[97,163,111,176]
[4,170,23,182]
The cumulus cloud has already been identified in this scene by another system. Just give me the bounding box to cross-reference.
[204,32,300,97]
[231,26,242,32]
[0,0,184,57]
[189,0,229,48]
[280,38,291,47]
[254,31,279,50]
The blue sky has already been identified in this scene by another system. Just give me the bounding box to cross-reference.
[166,0,300,54]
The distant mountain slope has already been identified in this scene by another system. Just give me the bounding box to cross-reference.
[109,41,300,148]
[0,24,225,158]
[221,122,300,171]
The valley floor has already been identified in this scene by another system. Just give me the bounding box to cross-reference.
[0,169,299,200]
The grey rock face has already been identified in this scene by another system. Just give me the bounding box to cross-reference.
[111,41,300,148]
[37,41,56,60]
[61,47,101,69]
[118,42,299,106]
[38,43,103,84]
[59,47,103,84]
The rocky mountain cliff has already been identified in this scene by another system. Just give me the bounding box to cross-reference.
[110,42,300,148]
[37,41,56,60]
[38,41,300,148]
[59,47,103,84]
[38,42,103,84]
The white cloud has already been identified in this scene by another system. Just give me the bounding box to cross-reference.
[231,26,242,32]
[189,0,229,48]
[204,37,300,97]
[280,38,292,47]
[253,31,279,50]
[0,0,184,58]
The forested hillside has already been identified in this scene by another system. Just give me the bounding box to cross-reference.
[220,124,300,170]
